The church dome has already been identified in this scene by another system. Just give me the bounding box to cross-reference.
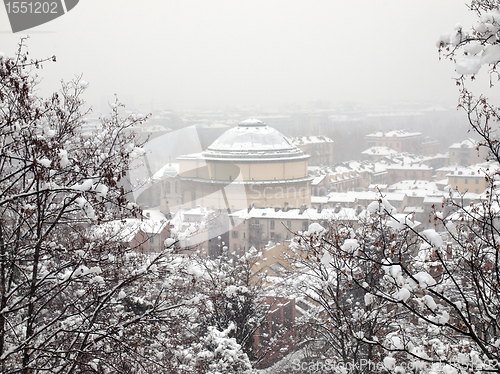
[202,118,306,160]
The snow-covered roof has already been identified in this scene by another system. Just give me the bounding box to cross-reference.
[449,138,479,149]
[365,129,422,138]
[386,164,432,170]
[446,163,494,177]
[368,184,388,190]
[152,162,179,181]
[199,118,306,160]
[353,191,406,201]
[361,146,398,156]
[326,192,357,203]
[389,180,439,191]
[311,196,329,204]
[403,206,425,213]
[230,207,359,221]
[92,213,168,243]
[423,195,445,204]
[311,175,326,185]
[292,135,334,145]
[436,165,461,173]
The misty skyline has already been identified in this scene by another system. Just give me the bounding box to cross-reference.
[0,1,491,113]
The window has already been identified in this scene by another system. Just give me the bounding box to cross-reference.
[476,179,479,185]
[270,232,275,239]
[260,321,270,346]
[465,178,468,184]
[254,219,259,225]
[271,308,282,331]
[302,221,308,231]
[231,231,238,238]
[165,181,170,194]
[287,220,292,228]
[243,232,246,239]
[270,220,275,230]
[229,175,232,181]
[283,302,293,330]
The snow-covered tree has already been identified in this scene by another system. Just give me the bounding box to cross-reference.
[288,218,406,373]
[0,40,190,373]
[285,3,500,373]
[290,194,500,373]
[194,248,268,362]
[438,0,500,167]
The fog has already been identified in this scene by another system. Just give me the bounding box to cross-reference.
[0,0,489,113]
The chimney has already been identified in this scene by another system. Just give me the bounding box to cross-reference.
[299,204,307,215]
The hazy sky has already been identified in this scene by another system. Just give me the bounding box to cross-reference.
[0,1,488,113]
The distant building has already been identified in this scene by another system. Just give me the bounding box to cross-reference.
[291,135,334,166]
[328,167,362,192]
[448,138,488,166]
[365,130,423,154]
[177,119,313,210]
[316,191,408,214]
[93,210,170,254]
[361,146,398,161]
[154,163,182,216]
[436,165,459,181]
[311,174,329,196]
[421,137,440,155]
[386,164,433,184]
[447,164,492,194]
[169,206,228,257]
[135,162,182,216]
[228,206,359,252]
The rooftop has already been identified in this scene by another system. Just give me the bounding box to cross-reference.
[230,206,359,221]
[292,135,334,145]
[365,130,422,138]
[199,118,307,160]
[449,138,479,149]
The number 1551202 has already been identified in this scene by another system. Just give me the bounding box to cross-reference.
[5,2,59,14]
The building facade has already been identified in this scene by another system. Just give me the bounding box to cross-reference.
[177,119,313,211]
[386,164,433,184]
[449,138,488,166]
[365,130,423,154]
[292,135,335,166]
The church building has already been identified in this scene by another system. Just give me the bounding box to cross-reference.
[177,118,312,211]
